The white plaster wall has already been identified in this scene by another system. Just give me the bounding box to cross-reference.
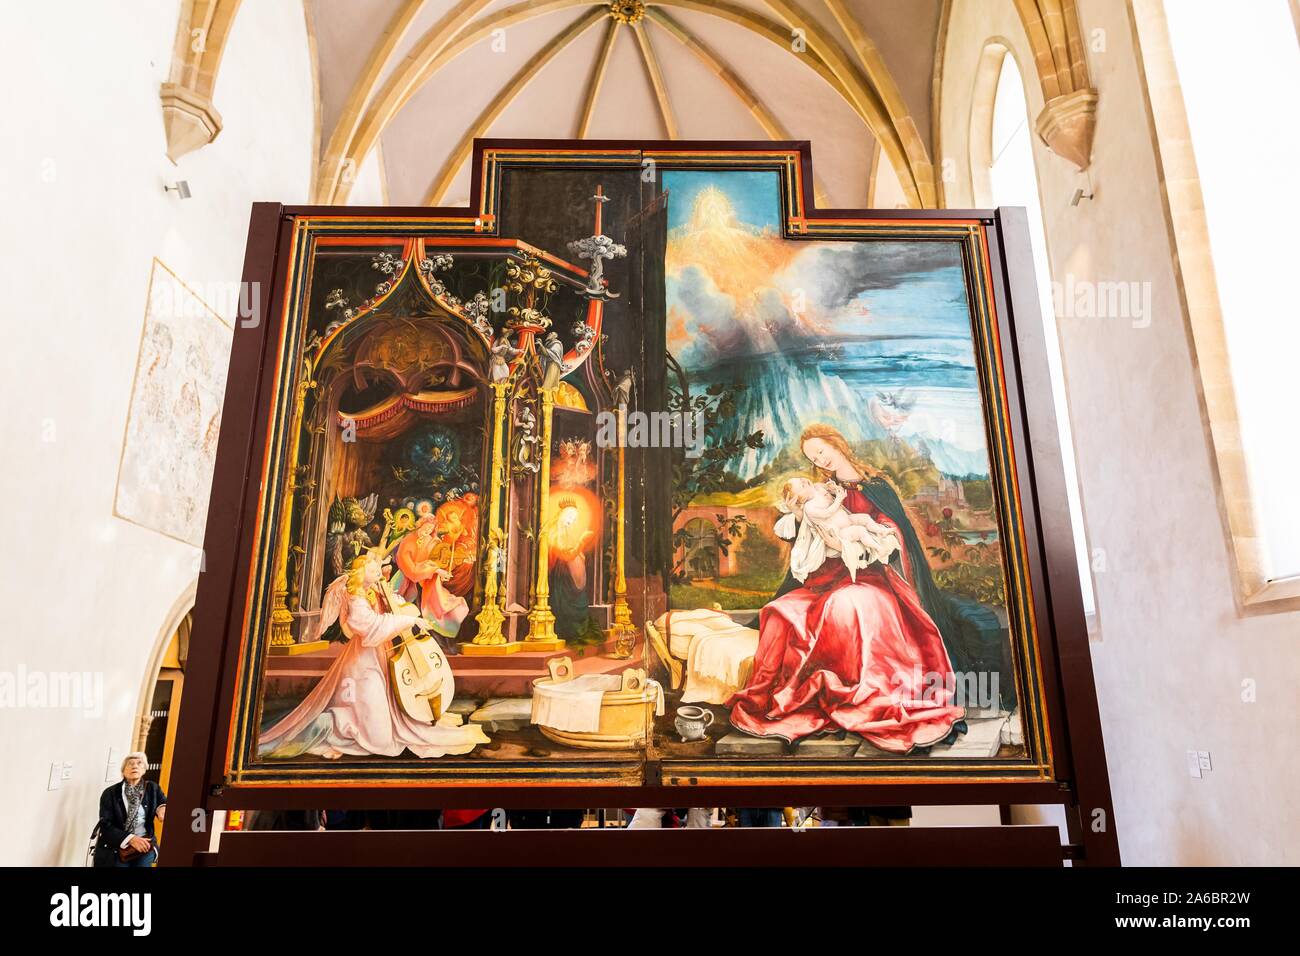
[871,147,910,208]
[0,0,315,865]
[347,144,389,206]
[938,0,1300,864]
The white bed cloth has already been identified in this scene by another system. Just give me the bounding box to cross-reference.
[654,609,760,705]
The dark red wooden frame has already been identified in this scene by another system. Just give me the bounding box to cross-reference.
[162,140,1119,867]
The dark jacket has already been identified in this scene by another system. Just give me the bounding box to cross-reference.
[93,780,166,867]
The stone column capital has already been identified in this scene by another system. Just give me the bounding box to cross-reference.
[160,81,223,163]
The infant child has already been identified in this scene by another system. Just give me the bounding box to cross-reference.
[778,476,901,582]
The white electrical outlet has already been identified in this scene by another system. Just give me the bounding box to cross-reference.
[1198,751,1212,772]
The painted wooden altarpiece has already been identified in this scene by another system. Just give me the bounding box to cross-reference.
[171,141,1116,864]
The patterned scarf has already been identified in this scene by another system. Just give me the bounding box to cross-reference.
[124,781,146,834]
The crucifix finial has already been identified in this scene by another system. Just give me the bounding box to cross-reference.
[567,184,626,300]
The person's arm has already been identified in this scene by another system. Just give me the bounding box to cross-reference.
[827,482,847,510]
[802,492,838,521]
[800,512,842,548]
[565,554,587,589]
[99,786,132,850]
[811,520,842,550]
[394,536,425,579]
[350,597,419,647]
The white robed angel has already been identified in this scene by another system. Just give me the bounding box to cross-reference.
[775,476,901,583]
[258,550,489,759]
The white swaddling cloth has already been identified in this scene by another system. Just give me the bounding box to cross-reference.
[531,672,665,733]
[777,485,900,583]
[775,509,830,584]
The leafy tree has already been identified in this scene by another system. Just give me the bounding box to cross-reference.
[665,352,764,580]
[664,352,765,525]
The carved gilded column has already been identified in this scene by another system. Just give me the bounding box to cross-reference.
[608,401,636,657]
[269,360,317,651]
[467,380,512,650]
[523,385,564,651]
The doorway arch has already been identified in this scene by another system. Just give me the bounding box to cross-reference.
[133,581,197,796]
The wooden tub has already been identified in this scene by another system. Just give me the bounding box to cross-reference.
[531,656,657,750]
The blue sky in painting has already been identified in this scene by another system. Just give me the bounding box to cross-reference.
[824,266,971,341]
[663,169,990,478]
[664,169,970,342]
[664,169,781,232]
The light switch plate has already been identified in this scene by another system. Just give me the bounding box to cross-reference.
[47,762,63,791]
[1197,751,1212,771]
[1187,750,1203,779]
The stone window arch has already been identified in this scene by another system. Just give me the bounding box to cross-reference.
[1131,0,1300,606]
[683,517,719,580]
[969,40,1099,625]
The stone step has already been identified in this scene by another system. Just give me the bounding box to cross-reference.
[715,732,785,756]
[467,697,534,732]
[448,637,632,672]
[925,715,1007,758]
[453,647,642,697]
[794,733,864,757]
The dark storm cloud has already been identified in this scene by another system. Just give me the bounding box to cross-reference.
[805,241,962,312]
[674,265,735,328]
[672,264,749,359]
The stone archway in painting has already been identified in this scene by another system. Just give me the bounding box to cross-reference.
[682,516,719,581]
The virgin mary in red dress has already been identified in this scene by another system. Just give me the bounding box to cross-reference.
[727,425,966,754]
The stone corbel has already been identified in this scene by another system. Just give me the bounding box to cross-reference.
[1034,87,1099,170]
[160,81,223,163]
[134,714,155,752]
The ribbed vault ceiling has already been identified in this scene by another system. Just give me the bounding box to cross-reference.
[307,0,945,208]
